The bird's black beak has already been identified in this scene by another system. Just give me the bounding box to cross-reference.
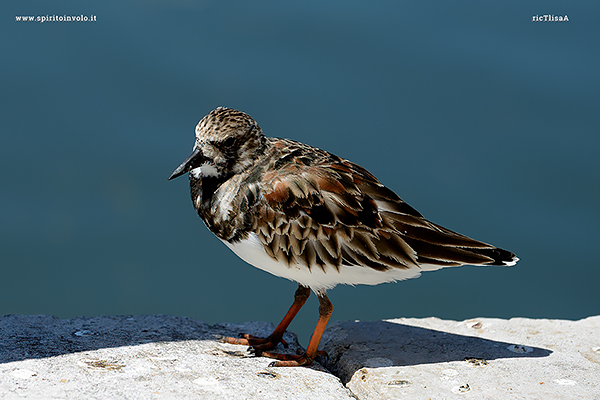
[168,148,205,180]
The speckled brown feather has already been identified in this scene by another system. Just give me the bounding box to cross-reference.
[262,140,516,271]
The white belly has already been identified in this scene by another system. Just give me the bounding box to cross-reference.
[222,232,431,294]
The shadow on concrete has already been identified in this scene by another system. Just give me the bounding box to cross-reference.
[321,320,553,383]
[0,314,301,364]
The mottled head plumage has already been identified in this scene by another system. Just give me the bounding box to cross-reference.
[195,107,260,142]
[193,107,267,177]
[168,107,267,181]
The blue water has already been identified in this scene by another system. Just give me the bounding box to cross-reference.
[2,1,599,344]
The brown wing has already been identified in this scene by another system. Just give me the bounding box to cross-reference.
[255,140,516,273]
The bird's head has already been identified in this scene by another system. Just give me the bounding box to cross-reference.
[168,107,266,181]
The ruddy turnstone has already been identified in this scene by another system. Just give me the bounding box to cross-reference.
[169,107,518,367]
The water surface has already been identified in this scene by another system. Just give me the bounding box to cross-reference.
[2,1,599,343]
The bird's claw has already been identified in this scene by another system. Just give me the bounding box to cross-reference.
[221,333,288,351]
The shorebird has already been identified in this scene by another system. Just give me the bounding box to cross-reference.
[168,107,518,366]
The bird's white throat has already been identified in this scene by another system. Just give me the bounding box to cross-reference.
[190,163,220,178]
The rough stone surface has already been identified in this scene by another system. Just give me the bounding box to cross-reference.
[0,315,352,399]
[1,315,599,399]
[321,316,600,399]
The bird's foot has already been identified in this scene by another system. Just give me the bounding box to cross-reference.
[220,333,288,351]
[263,349,328,367]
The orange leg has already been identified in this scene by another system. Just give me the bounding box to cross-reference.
[265,293,333,367]
[222,285,310,352]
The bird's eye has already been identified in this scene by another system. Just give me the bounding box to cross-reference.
[221,137,236,148]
